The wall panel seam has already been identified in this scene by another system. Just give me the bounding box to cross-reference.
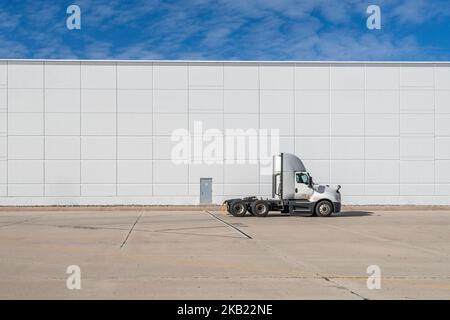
[434,64,437,195]
[79,62,82,197]
[152,62,154,196]
[6,61,8,196]
[115,63,119,197]
[222,63,225,198]
[329,64,332,184]
[43,62,46,197]
[398,65,401,197]
[187,63,190,198]
[258,64,261,194]
[364,64,366,195]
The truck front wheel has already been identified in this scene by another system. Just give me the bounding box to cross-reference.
[251,200,270,217]
[315,200,333,217]
[230,200,247,217]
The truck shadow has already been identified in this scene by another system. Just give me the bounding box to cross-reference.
[331,211,373,217]
[263,211,373,218]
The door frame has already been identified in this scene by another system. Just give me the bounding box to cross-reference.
[200,178,213,204]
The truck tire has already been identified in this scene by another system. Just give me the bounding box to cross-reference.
[315,200,333,217]
[229,200,247,217]
[251,200,270,217]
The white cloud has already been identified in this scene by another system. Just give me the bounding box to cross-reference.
[0,36,27,57]
[0,0,447,60]
[0,10,21,31]
[388,0,450,25]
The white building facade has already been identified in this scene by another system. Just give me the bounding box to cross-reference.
[0,60,449,206]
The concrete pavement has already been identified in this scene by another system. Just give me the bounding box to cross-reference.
[0,208,449,299]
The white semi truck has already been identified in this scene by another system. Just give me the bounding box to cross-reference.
[224,153,342,217]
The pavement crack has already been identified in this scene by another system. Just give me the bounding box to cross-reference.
[252,240,369,300]
[0,213,56,229]
[205,211,252,239]
[155,225,228,232]
[0,219,35,228]
[22,222,129,232]
[321,223,447,258]
[120,211,144,249]
[319,275,368,300]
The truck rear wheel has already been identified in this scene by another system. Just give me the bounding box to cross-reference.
[251,200,270,217]
[229,200,247,217]
[315,200,333,217]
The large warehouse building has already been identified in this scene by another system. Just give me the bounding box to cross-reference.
[0,60,449,206]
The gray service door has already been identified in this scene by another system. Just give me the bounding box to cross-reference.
[200,178,212,204]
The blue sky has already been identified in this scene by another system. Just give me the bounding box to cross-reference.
[0,0,449,60]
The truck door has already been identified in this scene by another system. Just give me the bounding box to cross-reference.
[294,172,314,200]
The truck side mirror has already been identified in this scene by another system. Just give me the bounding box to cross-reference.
[309,176,313,188]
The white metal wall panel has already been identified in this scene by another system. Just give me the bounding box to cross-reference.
[153,90,188,113]
[224,65,259,89]
[436,66,450,89]
[0,61,449,205]
[117,63,152,89]
[45,62,80,89]
[295,65,330,90]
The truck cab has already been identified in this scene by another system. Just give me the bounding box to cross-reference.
[225,153,341,217]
